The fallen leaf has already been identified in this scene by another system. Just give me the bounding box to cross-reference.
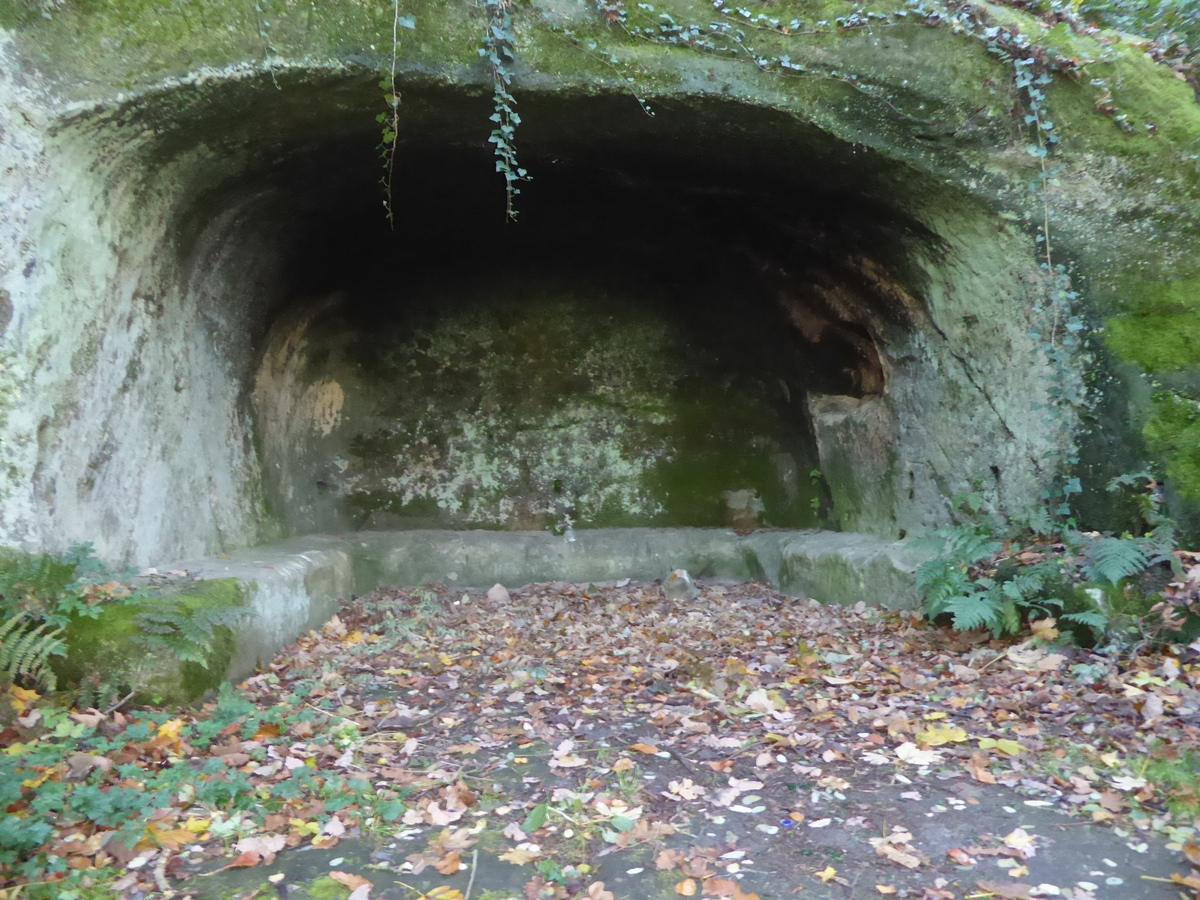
[500,845,542,864]
[947,848,976,866]
[978,737,1025,756]
[895,742,943,765]
[974,880,1034,899]
[221,850,266,869]
[702,877,739,896]
[656,848,686,870]
[916,724,968,746]
[330,871,373,890]
[674,878,698,896]
[1030,618,1059,641]
[815,867,838,883]
[875,842,921,868]
[234,835,286,866]
[435,851,462,875]
[1001,828,1037,859]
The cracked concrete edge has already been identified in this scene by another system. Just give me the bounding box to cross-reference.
[172,528,933,685]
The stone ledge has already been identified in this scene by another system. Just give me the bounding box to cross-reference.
[171,528,933,687]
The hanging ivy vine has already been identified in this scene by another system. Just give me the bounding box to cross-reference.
[481,0,529,221]
[377,0,415,228]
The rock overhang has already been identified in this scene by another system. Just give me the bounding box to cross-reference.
[0,0,1197,566]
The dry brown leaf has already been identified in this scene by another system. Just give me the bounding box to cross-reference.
[221,850,265,870]
[966,751,997,784]
[434,851,462,875]
[674,878,697,896]
[702,877,739,897]
[64,753,113,782]
[974,880,1034,899]
[1098,790,1126,812]
[656,848,686,870]
[330,871,373,890]
[874,842,921,869]
[233,835,286,866]
[946,848,976,866]
[499,846,542,864]
[630,742,660,754]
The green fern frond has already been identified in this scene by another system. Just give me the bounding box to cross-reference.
[1062,610,1108,631]
[1021,506,1057,537]
[944,529,1002,564]
[938,592,1006,634]
[133,601,244,669]
[1000,569,1049,602]
[1083,536,1151,586]
[0,611,66,690]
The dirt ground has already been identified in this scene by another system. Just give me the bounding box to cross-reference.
[184,579,1200,900]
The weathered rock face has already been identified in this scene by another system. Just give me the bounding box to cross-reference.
[253,274,820,533]
[0,0,1195,563]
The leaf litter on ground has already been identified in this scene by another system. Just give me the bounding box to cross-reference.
[2,579,1199,898]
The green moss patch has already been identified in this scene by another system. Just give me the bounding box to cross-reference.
[54,578,245,705]
[1105,277,1200,373]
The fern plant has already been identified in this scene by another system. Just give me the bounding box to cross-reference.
[133,599,244,667]
[0,611,65,690]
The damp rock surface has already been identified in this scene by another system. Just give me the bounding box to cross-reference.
[0,2,1197,562]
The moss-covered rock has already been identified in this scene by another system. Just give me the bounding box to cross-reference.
[54,579,245,704]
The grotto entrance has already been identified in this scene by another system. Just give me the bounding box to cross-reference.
[250,139,910,540]
[23,78,1060,568]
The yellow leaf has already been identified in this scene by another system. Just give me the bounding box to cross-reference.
[149,826,195,849]
[630,743,660,754]
[612,757,635,772]
[289,818,321,835]
[675,879,698,896]
[1030,617,1059,641]
[978,737,1025,756]
[876,886,897,895]
[816,866,838,883]
[921,712,947,721]
[157,719,184,739]
[916,724,968,746]
[182,817,212,833]
[344,631,366,645]
[8,685,39,713]
[421,888,465,900]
